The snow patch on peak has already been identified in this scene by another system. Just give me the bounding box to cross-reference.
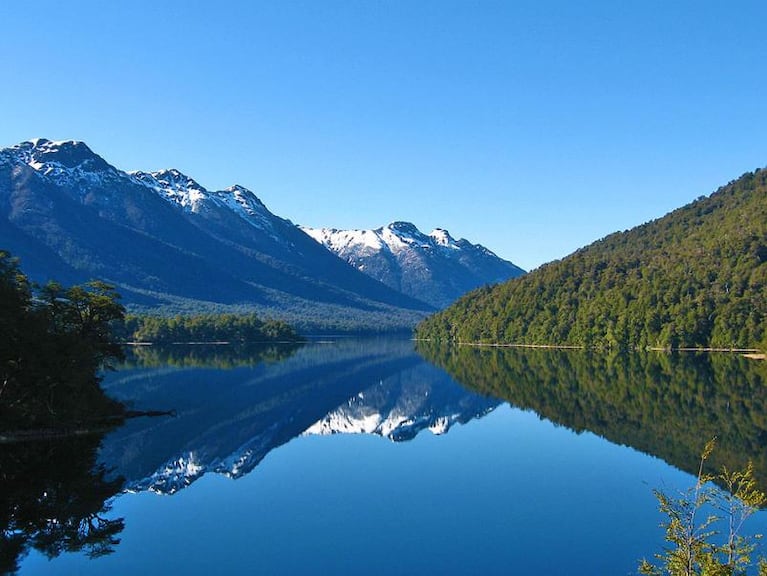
[133,169,210,212]
[132,169,277,234]
[150,169,207,196]
[378,226,409,251]
[226,184,260,200]
[387,221,428,240]
[30,138,83,150]
[301,226,384,253]
[8,137,122,189]
[387,221,421,236]
[429,228,459,249]
[298,219,525,308]
[218,184,269,215]
[301,221,477,258]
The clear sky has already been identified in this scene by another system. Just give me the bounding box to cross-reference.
[2,1,766,271]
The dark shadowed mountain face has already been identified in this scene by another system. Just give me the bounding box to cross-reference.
[0,139,433,330]
[302,222,525,308]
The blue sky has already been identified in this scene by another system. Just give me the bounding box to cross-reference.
[2,1,766,270]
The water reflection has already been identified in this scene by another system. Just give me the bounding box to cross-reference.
[99,339,498,494]
[0,434,124,575]
[118,342,302,370]
[417,342,767,489]
[6,339,767,575]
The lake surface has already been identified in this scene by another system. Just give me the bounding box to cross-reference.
[5,338,767,575]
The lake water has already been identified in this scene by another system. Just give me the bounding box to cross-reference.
[6,338,767,575]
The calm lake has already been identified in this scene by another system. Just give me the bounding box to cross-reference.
[5,338,767,575]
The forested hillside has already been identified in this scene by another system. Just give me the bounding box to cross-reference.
[417,168,767,350]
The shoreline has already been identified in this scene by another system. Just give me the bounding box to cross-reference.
[0,410,175,444]
[415,339,763,356]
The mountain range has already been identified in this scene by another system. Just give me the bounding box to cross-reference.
[302,222,524,308]
[0,138,523,331]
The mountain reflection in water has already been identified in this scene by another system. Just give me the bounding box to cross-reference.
[6,338,767,575]
[98,339,499,495]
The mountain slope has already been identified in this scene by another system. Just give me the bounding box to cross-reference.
[302,221,525,308]
[0,139,433,331]
[416,168,767,349]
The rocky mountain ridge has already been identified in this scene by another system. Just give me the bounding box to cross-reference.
[0,139,432,330]
[302,222,525,308]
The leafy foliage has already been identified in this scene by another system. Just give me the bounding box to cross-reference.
[0,250,125,431]
[639,440,767,576]
[417,169,767,349]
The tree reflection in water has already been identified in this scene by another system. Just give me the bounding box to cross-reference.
[0,433,124,575]
[417,342,767,492]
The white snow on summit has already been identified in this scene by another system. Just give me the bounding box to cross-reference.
[301,221,465,257]
[5,137,291,244]
[132,168,210,212]
[302,227,384,253]
[429,228,459,249]
[7,138,126,190]
[300,220,524,308]
[132,169,276,232]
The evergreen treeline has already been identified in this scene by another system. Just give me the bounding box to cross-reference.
[417,169,767,349]
[118,313,303,344]
[0,251,125,432]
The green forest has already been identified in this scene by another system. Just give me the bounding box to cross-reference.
[0,251,126,432]
[417,168,767,350]
[117,313,303,344]
[0,249,303,432]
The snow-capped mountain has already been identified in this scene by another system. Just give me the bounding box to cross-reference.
[0,139,431,330]
[302,221,525,308]
[131,169,277,236]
